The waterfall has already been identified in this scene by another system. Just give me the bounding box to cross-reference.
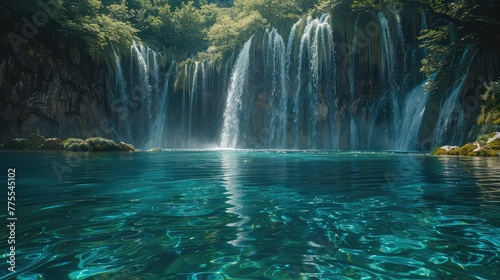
[433,49,476,146]
[292,17,310,149]
[393,7,408,90]
[117,42,175,148]
[433,79,467,147]
[377,12,401,146]
[201,60,209,120]
[263,28,288,148]
[149,62,175,148]
[286,19,300,72]
[130,42,152,122]
[220,37,254,148]
[110,46,130,141]
[397,77,432,150]
[107,11,475,151]
[293,14,334,149]
[189,62,200,144]
[111,47,126,100]
[349,17,360,150]
[182,64,188,141]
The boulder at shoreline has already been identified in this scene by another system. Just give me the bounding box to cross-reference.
[1,134,134,152]
[432,132,500,156]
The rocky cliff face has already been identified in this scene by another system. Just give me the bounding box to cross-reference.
[0,40,115,143]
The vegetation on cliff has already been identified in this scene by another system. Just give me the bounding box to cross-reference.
[1,1,498,59]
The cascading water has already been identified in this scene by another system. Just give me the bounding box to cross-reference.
[130,42,152,121]
[293,14,335,149]
[377,12,400,146]
[393,7,408,90]
[220,37,254,148]
[109,46,130,141]
[349,17,360,150]
[108,10,473,151]
[397,77,432,151]
[149,61,175,148]
[433,49,476,147]
[263,28,288,148]
[201,60,209,121]
[189,62,200,143]
[217,12,423,150]
[110,42,174,148]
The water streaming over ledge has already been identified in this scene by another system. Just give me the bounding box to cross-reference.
[220,37,254,148]
[107,10,473,151]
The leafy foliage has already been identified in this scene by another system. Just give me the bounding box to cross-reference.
[1,0,498,72]
[207,9,267,54]
[477,80,500,125]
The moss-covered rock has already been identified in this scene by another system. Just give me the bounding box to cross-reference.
[3,138,32,149]
[2,135,51,149]
[433,131,500,157]
[117,142,135,152]
[27,134,46,148]
[88,137,119,151]
[2,135,135,152]
[488,138,500,150]
[459,143,478,155]
[431,147,447,155]
[40,138,63,150]
[431,145,459,155]
[62,138,89,151]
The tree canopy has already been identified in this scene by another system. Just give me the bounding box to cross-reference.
[1,0,498,78]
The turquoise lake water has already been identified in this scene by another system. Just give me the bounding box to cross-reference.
[1,150,499,279]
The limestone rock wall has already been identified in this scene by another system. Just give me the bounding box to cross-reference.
[0,40,115,143]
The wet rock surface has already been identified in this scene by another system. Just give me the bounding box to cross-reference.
[432,132,500,156]
[1,135,134,152]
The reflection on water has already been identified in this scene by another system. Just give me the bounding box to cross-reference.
[222,152,254,248]
[0,151,499,279]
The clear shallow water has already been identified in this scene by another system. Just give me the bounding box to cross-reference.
[1,150,499,279]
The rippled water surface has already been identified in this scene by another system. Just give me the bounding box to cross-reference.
[1,150,499,279]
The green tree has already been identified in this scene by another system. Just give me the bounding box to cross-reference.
[207,9,267,54]
[234,0,301,26]
[56,0,138,52]
[477,80,500,125]
[172,1,205,52]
